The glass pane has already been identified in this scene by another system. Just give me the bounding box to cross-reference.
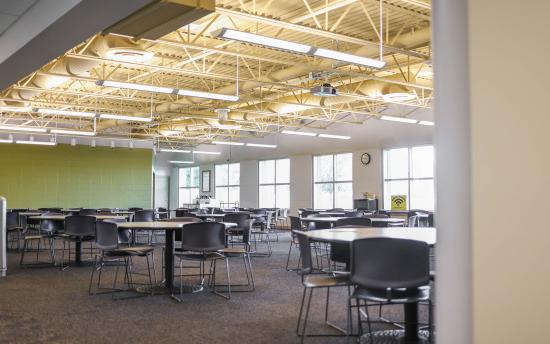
[259,185,275,208]
[384,148,409,179]
[335,153,352,181]
[276,159,290,183]
[314,155,333,182]
[228,186,240,205]
[335,182,353,209]
[314,183,334,209]
[190,167,200,187]
[410,179,434,211]
[215,186,228,206]
[215,164,228,186]
[228,163,240,185]
[179,168,190,187]
[179,188,191,206]
[383,180,409,210]
[190,187,199,204]
[411,146,434,178]
[276,184,290,208]
[259,160,275,184]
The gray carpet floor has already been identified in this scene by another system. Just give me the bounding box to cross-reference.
[0,232,431,344]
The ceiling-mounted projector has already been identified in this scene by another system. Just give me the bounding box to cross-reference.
[311,83,338,97]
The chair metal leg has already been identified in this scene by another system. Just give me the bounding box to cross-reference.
[296,287,308,335]
[300,288,314,343]
[146,254,154,296]
[88,254,98,295]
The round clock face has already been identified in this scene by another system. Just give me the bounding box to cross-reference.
[361,153,371,165]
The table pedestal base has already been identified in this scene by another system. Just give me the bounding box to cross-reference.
[360,330,431,344]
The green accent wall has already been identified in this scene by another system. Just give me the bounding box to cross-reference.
[0,144,153,209]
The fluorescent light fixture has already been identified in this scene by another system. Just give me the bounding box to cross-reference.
[193,150,221,155]
[318,134,351,140]
[99,114,153,122]
[212,141,245,146]
[37,108,96,118]
[0,105,32,113]
[314,48,386,69]
[160,148,192,153]
[98,80,238,102]
[380,116,419,124]
[50,129,96,136]
[0,125,48,133]
[176,89,239,102]
[214,28,312,54]
[97,80,173,94]
[15,137,56,146]
[281,130,317,137]
[169,160,194,164]
[246,143,277,148]
[418,120,435,126]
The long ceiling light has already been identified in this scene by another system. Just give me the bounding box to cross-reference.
[318,134,351,140]
[97,80,239,102]
[246,143,277,148]
[50,129,96,136]
[159,148,192,153]
[213,28,312,54]
[0,105,32,113]
[37,108,96,118]
[281,130,317,137]
[380,116,419,124]
[0,125,48,133]
[169,160,194,164]
[99,114,153,122]
[214,28,385,69]
[418,120,435,126]
[313,48,386,69]
[97,80,173,94]
[15,136,56,146]
[212,141,245,146]
[193,150,221,155]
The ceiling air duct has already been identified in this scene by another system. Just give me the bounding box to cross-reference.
[103,0,215,40]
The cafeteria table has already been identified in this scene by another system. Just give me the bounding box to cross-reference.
[28,214,126,265]
[116,221,237,293]
[300,216,406,226]
[299,227,436,343]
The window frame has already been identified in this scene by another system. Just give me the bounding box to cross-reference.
[313,153,353,210]
[214,162,240,207]
[382,144,435,210]
[178,166,200,207]
[258,158,290,208]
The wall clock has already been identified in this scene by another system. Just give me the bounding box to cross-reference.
[361,153,371,165]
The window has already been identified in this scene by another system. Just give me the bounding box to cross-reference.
[383,145,435,210]
[215,163,240,207]
[258,158,290,208]
[313,153,353,209]
[178,166,200,206]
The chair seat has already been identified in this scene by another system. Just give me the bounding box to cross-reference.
[106,245,154,257]
[352,285,430,303]
[303,274,350,288]
[220,247,247,254]
[7,227,23,232]
[56,233,95,242]
[23,234,48,240]
[174,251,225,261]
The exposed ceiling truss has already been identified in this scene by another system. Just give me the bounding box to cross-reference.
[0,0,432,148]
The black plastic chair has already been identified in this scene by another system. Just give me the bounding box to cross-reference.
[19,212,62,267]
[6,211,24,251]
[133,210,155,222]
[285,216,303,271]
[155,207,168,220]
[172,222,231,301]
[294,231,351,342]
[224,212,251,238]
[79,209,98,215]
[335,217,372,227]
[348,238,432,341]
[219,218,255,292]
[89,221,155,298]
[58,215,96,268]
[128,207,144,212]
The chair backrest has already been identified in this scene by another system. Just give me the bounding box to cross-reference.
[289,216,302,231]
[223,213,250,228]
[134,209,155,222]
[65,215,96,237]
[6,211,19,229]
[95,221,119,251]
[344,211,363,217]
[293,231,313,275]
[350,238,430,290]
[156,207,168,219]
[39,212,64,234]
[335,217,372,227]
[301,210,319,218]
[79,209,97,216]
[104,218,129,244]
[179,222,226,252]
[128,207,144,212]
[168,217,202,241]
[97,208,113,214]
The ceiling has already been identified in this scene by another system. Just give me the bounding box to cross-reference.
[0,0,433,154]
[0,0,37,37]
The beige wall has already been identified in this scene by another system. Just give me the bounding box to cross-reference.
[468,0,550,342]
